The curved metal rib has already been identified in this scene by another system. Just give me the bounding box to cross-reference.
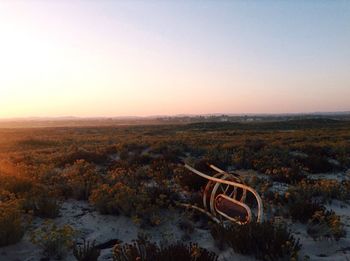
[209,165,247,202]
[203,172,226,211]
[177,203,221,223]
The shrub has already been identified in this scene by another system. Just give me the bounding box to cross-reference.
[232,148,253,169]
[285,182,339,223]
[210,222,301,261]
[106,167,149,188]
[288,199,324,224]
[89,183,135,215]
[149,157,175,181]
[300,155,334,173]
[0,174,61,218]
[178,218,195,240]
[0,199,25,246]
[73,239,101,261]
[89,182,170,226]
[205,146,232,168]
[31,196,60,218]
[149,141,187,163]
[57,147,106,166]
[31,221,76,259]
[312,179,350,202]
[287,179,350,204]
[0,189,15,202]
[17,138,58,149]
[305,180,332,201]
[286,186,346,241]
[112,236,218,261]
[63,160,101,200]
[341,180,350,199]
[307,210,346,241]
[22,189,61,218]
[244,176,273,201]
[266,166,305,184]
[175,162,208,192]
[0,175,34,196]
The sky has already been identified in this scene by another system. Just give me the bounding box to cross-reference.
[0,0,349,118]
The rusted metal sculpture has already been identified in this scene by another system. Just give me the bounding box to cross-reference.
[180,164,263,225]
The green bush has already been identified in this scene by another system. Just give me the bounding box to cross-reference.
[210,222,301,261]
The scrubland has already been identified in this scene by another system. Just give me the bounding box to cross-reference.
[0,119,349,260]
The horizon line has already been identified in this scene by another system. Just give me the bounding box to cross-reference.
[1,110,350,121]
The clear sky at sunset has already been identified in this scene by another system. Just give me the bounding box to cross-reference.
[0,1,349,118]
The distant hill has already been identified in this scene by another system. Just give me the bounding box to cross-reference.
[0,113,349,128]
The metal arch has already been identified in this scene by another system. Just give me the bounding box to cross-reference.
[209,173,228,217]
[203,172,225,211]
[183,164,264,224]
[209,165,247,202]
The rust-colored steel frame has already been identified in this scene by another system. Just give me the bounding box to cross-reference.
[182,164,264,225]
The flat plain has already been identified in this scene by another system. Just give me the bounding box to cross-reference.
[0,118,349,260]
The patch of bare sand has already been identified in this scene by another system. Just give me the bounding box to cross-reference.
[0,200,253,260]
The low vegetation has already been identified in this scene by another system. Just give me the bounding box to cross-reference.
[210,222,301,261]
[0,118,349,259]
[30,221,76,259]
[73,239,101,261]
[307,210,346,241]
[112,236,218,261]
[0,197,25,247]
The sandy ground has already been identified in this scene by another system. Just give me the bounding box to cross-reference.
[0,200,253,261]
[290,200,350,261]
[1,170,349,260]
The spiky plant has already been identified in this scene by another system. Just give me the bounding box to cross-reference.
[112,235,218,261]
[73,239,101,261]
